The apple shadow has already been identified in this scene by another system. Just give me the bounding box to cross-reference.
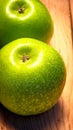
[0,100,64,130]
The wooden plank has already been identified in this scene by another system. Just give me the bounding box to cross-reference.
[70,0,73,40]
[42,0,73,129]
[70,0,73,26]
[0,0,73,130]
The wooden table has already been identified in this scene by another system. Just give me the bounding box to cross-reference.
[0,0,73,130]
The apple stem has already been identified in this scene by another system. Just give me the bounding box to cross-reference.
[22,55,29,62]
[18,7,24,14]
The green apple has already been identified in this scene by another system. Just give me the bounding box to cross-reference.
[0,0,53,48]
[0,38,66,115]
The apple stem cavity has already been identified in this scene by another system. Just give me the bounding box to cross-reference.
[18,7,24,14]
[22,55,29,62]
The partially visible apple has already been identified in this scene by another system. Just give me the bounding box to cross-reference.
[0,0,53,48]
[0,38,66,115]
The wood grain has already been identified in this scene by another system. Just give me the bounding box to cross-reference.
[0,0,73,130]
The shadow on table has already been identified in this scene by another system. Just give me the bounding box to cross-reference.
[0,100,64,130]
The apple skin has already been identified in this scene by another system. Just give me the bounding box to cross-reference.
[0,0,53,48]
[0,38,66,115]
